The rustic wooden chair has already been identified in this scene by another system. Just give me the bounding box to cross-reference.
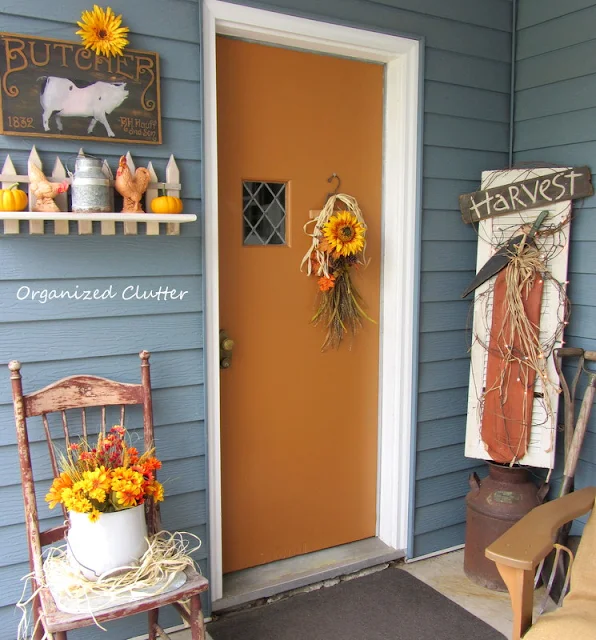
[9,350,209,640]
[486,486,596,640]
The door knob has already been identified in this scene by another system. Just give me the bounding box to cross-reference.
[220,330,235,369]
[221,337,235,352]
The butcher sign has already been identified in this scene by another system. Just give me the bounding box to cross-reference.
[460,166,593,223]
[0,33,162,144]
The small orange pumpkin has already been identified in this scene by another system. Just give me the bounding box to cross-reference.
[0,183,28,212]
[150,188,183,214]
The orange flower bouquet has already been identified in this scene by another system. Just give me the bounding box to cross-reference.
[301,193,375,350]
[46,425,164,522]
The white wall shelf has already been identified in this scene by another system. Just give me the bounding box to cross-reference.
[1,148,192,235]
[0,211,197,236]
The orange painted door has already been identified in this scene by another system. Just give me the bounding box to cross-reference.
[217,36,384,574]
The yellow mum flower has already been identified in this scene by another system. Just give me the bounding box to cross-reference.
[111,468,145,508]
[322,211,366,257]
[61,487,92,514]
[88,509,101,522]
[146,480,164,503]
[76,5,130,58]
[46,472,73,509]
[80,467,110,503]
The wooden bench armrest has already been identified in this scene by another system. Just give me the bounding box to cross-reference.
[486,486,596,571]
[485,486,596,640]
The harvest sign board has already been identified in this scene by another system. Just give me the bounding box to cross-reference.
[460,166,593,223]
[464,168,574,469]
[0,33,162,144]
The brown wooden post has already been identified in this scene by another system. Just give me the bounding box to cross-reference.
[140,350,154,450]
[9,360,45,640]
[140,350,160,532]
[189,594,205,640]
[148,608,159,640]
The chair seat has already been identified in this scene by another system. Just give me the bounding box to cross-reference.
[40,567,209,633]
[524,595,596,640]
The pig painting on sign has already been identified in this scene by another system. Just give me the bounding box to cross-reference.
[39,76,129,138]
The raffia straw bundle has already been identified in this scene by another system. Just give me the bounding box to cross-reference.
[498,240,556,426]
[17,530,201,639]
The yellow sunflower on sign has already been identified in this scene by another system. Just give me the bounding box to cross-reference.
[76,5,130,58]
[323,211,366,257]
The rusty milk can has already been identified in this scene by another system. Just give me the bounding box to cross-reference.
[464,462,548,590]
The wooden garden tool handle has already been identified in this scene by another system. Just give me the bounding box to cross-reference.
[554,347,584,465]
[561,373,596,496]
[555,347,585,358]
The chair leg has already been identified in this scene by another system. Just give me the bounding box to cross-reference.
[496,562,534,640]
[189,594,205,640]
[148,608,159,640]
[31,597,45,640]
[54,632,67,640]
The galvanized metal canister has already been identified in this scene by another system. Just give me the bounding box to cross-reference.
[464,462,548,590]
[70,155,111,213]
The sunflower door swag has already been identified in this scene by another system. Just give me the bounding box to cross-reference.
[301,192,375,351]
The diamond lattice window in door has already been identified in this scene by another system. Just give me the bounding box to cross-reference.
[243,181,287,245]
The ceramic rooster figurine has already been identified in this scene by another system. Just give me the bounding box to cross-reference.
[28,162,69,213]
[115,155,151,213]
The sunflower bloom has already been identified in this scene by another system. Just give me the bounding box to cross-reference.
[322,211,365,257]
[76,5,130,58]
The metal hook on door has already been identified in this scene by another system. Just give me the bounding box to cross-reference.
[327,173,341,200]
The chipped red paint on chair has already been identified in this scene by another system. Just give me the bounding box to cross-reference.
[9,351,208,640]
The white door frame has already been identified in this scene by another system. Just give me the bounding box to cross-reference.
[203,0,421,601]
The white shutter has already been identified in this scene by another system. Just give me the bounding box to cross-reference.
[464,168,571,469]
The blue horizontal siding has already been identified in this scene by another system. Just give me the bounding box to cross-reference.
[425,83,510,123]
[372,0,512,31]
[516,5,596,60]
[516,39,596,91]
[421,211,478,241]
[424,147,508,181]
[416,415,467,450]
[421,240,477,271]
[513,0,596,530]
[419,359,471,393]
[426,48,511,93]
[419,330,471,363]
[517,0,596,29]
[0,238,203,278]
[420,271,476,301]
[413,522,466,557]
[516,76,596,122]
[515,107,596,151]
